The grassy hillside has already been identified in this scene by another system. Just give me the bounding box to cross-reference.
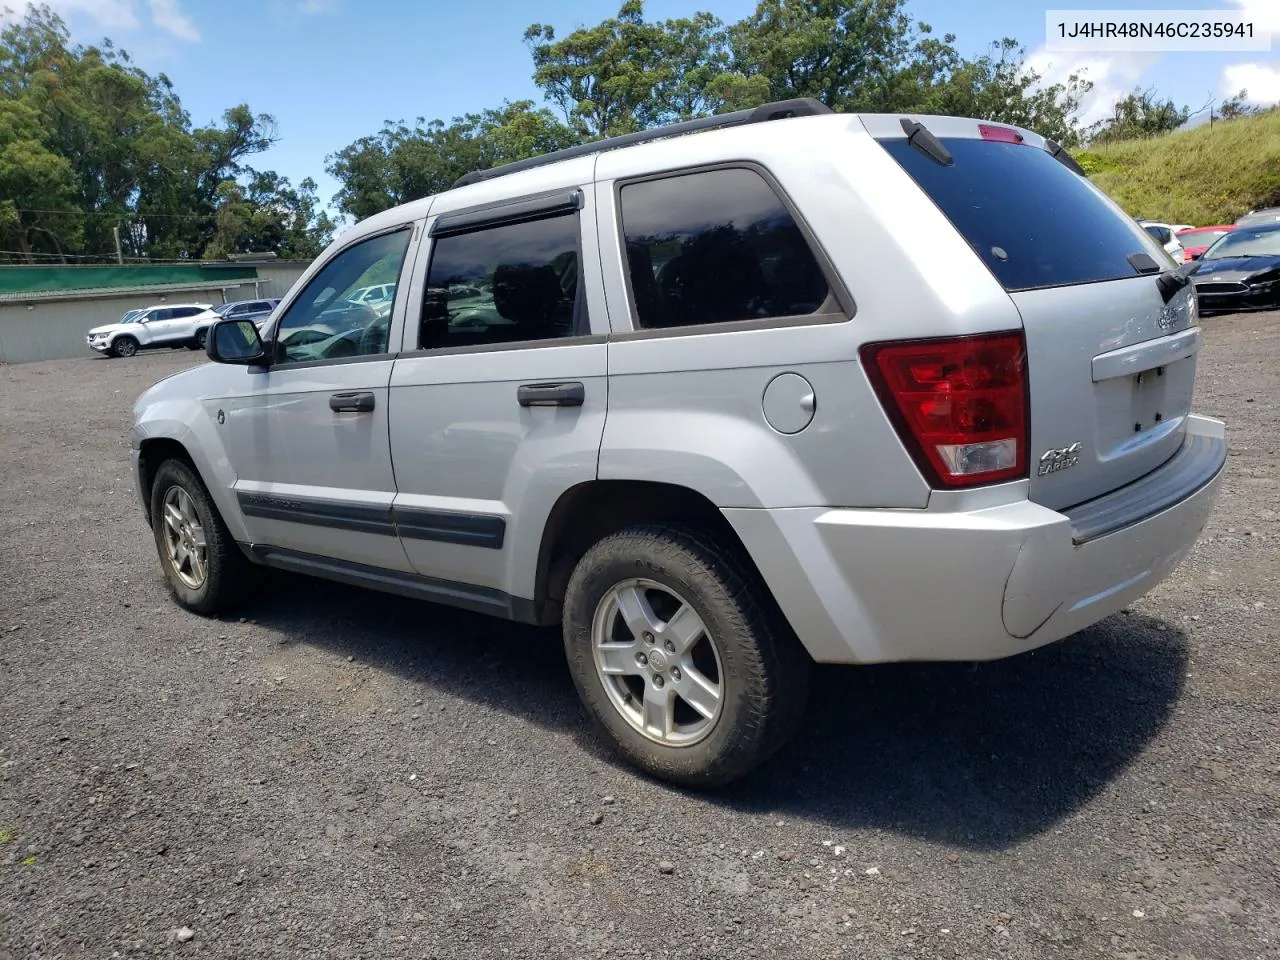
[1079,107,1280,226]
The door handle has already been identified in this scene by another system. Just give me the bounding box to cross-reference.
[517,381,585,407]
[329,391,376,413]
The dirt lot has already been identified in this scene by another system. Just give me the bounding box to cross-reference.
[1,314,1278,959]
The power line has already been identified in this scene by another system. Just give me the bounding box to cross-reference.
[12,207,217,220]
[0,249,203,263]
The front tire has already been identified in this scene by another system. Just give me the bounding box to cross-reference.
[563,524,810,788]
[112,336,138,358]
[150,459,254,615]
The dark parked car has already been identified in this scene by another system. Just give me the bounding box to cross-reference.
[1236,207,1280,227]
[188,299,280,334]
[1186,223,1280,314]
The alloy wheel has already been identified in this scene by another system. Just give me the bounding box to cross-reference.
[591,578,724,746]
[161,484,208,590]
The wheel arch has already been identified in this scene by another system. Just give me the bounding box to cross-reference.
[137,437,200,527]
[528,479,774,627]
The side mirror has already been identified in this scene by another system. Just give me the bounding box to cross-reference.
[1191,251,1203,260]
[207,318,267,365]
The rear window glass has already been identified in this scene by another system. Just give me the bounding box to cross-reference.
[879,137,1154,291]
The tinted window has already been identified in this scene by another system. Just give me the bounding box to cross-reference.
[879,138,1157,291]
[619,168,831,329]
[1203,226,1280,260]
[420,213,583,350]
[149,309,171,321]
[1144,225,1172,245]
[274,228,412,364]
[173,307,203,318]
[1183,230,1228,246]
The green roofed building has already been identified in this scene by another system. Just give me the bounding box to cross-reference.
[0,258,311,364]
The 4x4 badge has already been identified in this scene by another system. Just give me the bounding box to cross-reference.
[1038,441,1082,476]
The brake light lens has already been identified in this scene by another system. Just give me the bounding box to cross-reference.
[861,332,1029,487]
[978,123,1025,144]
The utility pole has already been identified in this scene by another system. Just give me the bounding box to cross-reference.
[112,225,123,265]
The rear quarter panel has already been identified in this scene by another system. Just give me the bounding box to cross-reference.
[592,114,1026,510]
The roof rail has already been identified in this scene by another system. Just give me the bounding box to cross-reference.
[451,97,833,189]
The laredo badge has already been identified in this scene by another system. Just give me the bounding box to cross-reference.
[1038,441,1082,477]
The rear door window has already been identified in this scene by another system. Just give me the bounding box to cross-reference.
[420,213,584,350]
[878,137,1154,291]
[618,167,833,329]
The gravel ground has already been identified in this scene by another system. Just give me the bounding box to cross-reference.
[1,315,1277,960]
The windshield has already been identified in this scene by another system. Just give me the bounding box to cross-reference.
[878,137,1159,291]
[1180,229,1229,247]
[1203,227,1280,260]
[118,309,143,324]
[212,302,238,316]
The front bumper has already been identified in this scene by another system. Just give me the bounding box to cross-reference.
[88,338,110,352]
[725,414,1226,664]
[1194,287,1280,314]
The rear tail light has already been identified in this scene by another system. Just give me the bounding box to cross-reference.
[861,331,1029,488]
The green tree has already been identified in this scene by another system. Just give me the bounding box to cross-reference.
[524,0,1089,144]
[326,100,576,220]
[1219,89,1259,121]
[719,0,920,111]
[204,172,334,260]
[0,96,80,259]
[1085,87,1191,145]
[0,4,328,262]
[911,38,1092,147]
[325,0,1113,218]
[524,0,731,136]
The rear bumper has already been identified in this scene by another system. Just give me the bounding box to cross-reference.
[725,414,1226,664]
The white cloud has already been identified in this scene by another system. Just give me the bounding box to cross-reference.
[4,0,140,30]
[1024,48,1161,128]
[146,0,198,41]
[2,0,198,41]
[1224,0,1280,35]
[1220,62,1280,104]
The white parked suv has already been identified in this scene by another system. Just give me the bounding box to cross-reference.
[131,100,1226,787]
[1137,220,1185,263]
[87,303,213,357]
[346,283,396,317]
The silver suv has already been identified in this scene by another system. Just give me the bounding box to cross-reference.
[88,303,213,357]
[131,100,1226,787]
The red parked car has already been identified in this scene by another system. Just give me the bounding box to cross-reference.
[1176,225,1236,261]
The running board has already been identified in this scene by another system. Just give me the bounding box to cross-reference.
[241,543,541,624]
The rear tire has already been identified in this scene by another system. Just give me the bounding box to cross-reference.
[112,336,138,358]
[150,459,255,615]
[188,328,207,351]
[562,523,810,789]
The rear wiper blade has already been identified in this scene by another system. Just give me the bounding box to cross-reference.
[900,118,953,166]
[1156,270,1190,303]
[1044,138,1086,176]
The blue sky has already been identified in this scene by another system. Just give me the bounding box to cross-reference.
[9,0,1279,219]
